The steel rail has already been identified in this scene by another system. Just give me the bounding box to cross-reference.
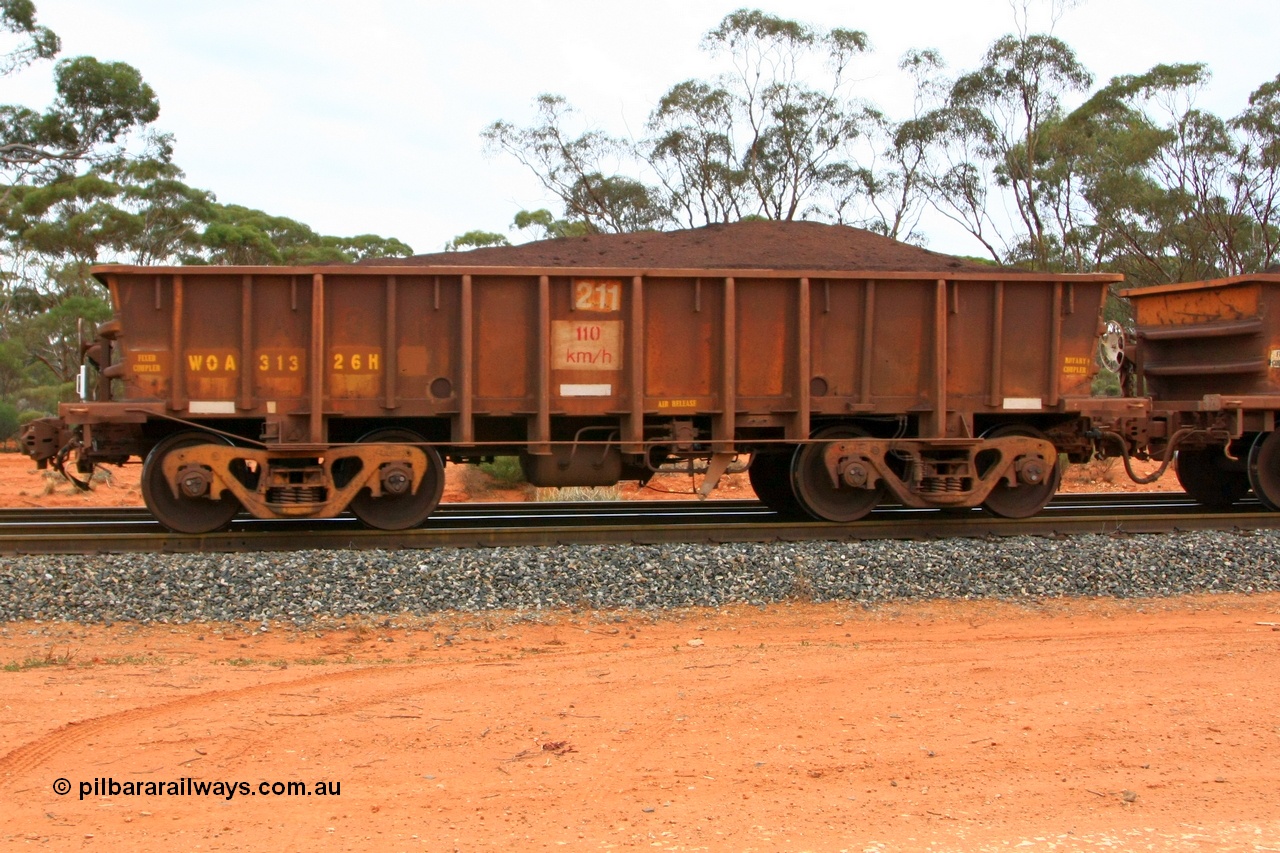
[0,492,1276,556]
[0,491,1237,525]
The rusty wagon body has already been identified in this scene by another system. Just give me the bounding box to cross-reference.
[22,263,1127,532]
[1114,274,1280,510]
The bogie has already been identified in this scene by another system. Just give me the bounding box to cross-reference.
[141,431,242,534]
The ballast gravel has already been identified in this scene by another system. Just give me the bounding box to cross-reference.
[2,531,1279,624]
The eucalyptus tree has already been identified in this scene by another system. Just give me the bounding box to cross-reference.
[483,94,667,234]
[645,79,745,226]
[483,5,1280,285]
[837,48,949,242]
[1,48,158,194]
[0,2,413,418]
[195,203,412,265]
[925,31,1092,266]
[445,229,509,251]
[0,140,207,405]
[658,9,870,223]
[0,1,160,412]
[511,208,591,241]
[1053,63,1280,286]
[1229,73,1280,271]
[487,10,878,234]
[0,0,57,76]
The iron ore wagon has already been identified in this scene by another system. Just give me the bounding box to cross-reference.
[21,222,1131,533]
[1114,273,1280,510]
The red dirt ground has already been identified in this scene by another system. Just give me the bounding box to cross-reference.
[1,597,1277,851]
[5,454,1274,851]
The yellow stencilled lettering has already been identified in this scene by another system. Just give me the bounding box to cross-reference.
[330,348,383,374]
[128,351,169,377]
[1063,355,1091,375]
[256,349,304,375]
[658,399,698,409]
[185,351,239,374]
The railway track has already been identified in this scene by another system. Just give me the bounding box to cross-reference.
[1,492,1277,556]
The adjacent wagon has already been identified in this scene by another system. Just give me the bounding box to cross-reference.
[1119,273,1280,509]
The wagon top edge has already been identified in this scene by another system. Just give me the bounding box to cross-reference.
[1119,273,1280,298]
[91,263,1125,285]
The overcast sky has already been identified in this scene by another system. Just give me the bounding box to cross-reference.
[8,0,1280,256]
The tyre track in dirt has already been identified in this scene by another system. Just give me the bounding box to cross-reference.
[0,664,464,787]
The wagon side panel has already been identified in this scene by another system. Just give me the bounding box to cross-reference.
[110,274,172,402]
[643,277,720,415]
[1127,277,1279,400]
[250,274,311,407]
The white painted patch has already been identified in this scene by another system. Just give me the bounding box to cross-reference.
[189,400,236,414]
[1002,397,1043,411]
[559,383,613,397]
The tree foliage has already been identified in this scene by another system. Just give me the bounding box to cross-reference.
[670,9,870,223]
[488,10,878,232]
[193,203,411,265]
[512,208,591,241]
[921,32,1093,265]
[483,6,1280,289]
[445,229,509,251]
[0,2,413,418]
[483,94,669,234]
[1,0,58,76]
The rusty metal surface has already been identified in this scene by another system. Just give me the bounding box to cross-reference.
[821,435,1056,508]
[1124,274,1280,401]
[158,443,430,520]
[88,265,1119,449]
[19,417,68,464]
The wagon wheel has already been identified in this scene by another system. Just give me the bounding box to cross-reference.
[979,425,1061,519]
[748,451,803,516]
[790,425,883,523]
[346,429,444,530]
[1247,431,1280,511]
[1176,445,1250,510]
[141,431,242,534]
